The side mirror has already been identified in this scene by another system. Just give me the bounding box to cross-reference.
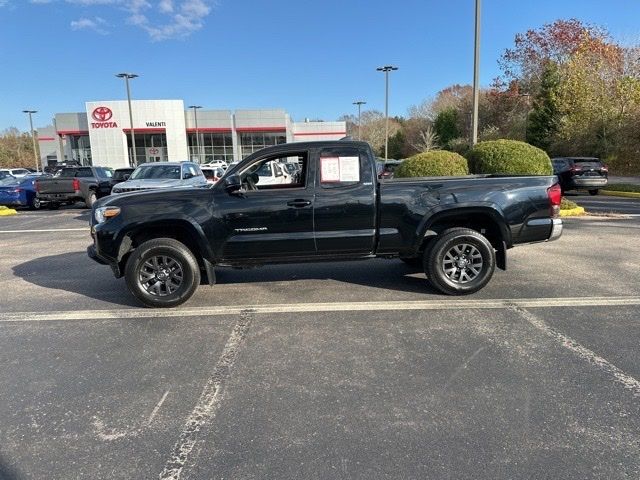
[123,174,130,181]
[224,174,243,194]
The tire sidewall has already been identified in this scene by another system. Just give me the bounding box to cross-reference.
[125,240,200,308]
[427,231,495,295]
[87,191,97,208]
[30,196,41,210]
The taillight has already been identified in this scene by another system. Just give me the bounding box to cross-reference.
[548,183,562,217]
[570,165,582,172]
[72,178,80,191]
[601,164,609,172]
[35,180,40,193]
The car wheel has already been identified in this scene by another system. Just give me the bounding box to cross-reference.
[48,202,60,210]
[29,196,42,210]
[125,238,201,308]
[425,228,496,295]
[588,189,599,196]
[86,191,97,208]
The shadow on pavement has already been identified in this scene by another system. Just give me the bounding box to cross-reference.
[12,251,138,308]
[216,259,438,296]
[0,454,22,480]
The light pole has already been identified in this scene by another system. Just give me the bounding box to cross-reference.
[376,65,398,159]
[352,101,366,140]
[471,0,481,146]
[22,110,39,172]
[116,73,139,166]
[188,105,202,163]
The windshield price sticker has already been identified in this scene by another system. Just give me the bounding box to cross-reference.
[320,156,360,183]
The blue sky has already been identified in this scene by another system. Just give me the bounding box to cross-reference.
[1,0,639,131]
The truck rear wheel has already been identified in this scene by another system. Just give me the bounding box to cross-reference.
[125,238,201,308]
[425,228,495,295]
[85,191,97,208]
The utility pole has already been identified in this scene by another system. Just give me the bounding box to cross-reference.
[116,73,139,166]
[352,101,366,140]
[22,110,39,172]
[188,105,203,162]
[376,65,398,159]
[471,0,481,145]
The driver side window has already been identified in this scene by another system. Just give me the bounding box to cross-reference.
[239,152,308,191]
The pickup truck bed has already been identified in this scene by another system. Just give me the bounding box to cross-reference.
[88,140,562,308]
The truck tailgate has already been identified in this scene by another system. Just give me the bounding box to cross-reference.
[37,178,75,194]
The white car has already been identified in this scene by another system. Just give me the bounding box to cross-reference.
[202,160,228,169]
[255,161,291,186]
[0,168,32,178]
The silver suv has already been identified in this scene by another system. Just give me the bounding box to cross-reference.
[111,162,207,194]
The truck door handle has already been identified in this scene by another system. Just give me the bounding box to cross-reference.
[287,199,312,208]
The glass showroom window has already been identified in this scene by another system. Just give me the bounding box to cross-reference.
[188,133,233,164]
[240,132,286,158]
[69,135,92,165]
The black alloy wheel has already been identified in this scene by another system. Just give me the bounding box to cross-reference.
[125,238,201,308]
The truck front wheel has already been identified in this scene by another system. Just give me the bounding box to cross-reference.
[425,228,496,295]
[125,238,201,308]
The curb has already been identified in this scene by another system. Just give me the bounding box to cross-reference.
[600,190,640,199]
[0,207,18,216]
[560,206,586,217]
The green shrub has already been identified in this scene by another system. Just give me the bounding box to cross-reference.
[467,139,553,175]
[560,198,578,210]
[395,150,469,178]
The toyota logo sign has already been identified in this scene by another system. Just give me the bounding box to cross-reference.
[92,106,113,122]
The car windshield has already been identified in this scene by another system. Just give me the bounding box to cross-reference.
[130,165,181,180]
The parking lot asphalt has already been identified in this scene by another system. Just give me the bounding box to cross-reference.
[566,191,640,215]
[1,203,639,479]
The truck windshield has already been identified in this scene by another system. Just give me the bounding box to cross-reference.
[130,165,181,180]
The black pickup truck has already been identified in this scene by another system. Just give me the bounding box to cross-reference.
[88,140,563,307]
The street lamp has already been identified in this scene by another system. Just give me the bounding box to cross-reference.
[22,110,39,172]
[116,73,139,166]
[471,0,481,146]
[352,101,366,140]
[188,105,202,163]
[376,65,398,159]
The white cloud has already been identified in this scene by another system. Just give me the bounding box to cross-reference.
[70,16,109,34]
[33,0,215,40]
[0,0,9,7]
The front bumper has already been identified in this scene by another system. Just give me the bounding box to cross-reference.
[87,243,122,277]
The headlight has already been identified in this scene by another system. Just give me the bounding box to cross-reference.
[94,206,121,224]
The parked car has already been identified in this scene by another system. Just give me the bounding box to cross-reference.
[35,166,113,209]
[202,160,228,170]
[247,160,291,186]
[0,171,16,185]
[378,160,403,179]
[552,157,608,195]
[0,174,50,209]
[96,167,135,198]
[280,162,302,183]
[0,168,32,178]
[201,167,225,184]
[110,162,207,194]
[88,140,563,308]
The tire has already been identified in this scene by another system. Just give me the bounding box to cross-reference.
[588,189,599,196]
[29,196,42,210]
[48,202,60,210]
[425,228,496,296]
[85,191,97,208]
[124,238,201,308]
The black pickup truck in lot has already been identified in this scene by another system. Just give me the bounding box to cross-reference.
[88,140,563,307]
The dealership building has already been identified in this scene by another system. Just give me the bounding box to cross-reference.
[36,100,346,169]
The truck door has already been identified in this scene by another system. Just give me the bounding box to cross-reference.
[313,145,377,255]
[217,150,316,260]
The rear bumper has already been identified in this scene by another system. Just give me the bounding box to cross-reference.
[37,193,78,202]
[549,218,563,241]
[570,177,608,188]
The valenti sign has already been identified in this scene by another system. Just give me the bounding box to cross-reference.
[91,106,118,128]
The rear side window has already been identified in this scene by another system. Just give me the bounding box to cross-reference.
[318,147,370,188]
[76,167,93,178]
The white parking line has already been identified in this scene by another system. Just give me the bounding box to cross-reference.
[513,306,640,397]
[1,296,639,323]
[159,312,252,480]
[0,228,88,233]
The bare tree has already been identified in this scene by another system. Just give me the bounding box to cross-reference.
[411,124,440,152]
